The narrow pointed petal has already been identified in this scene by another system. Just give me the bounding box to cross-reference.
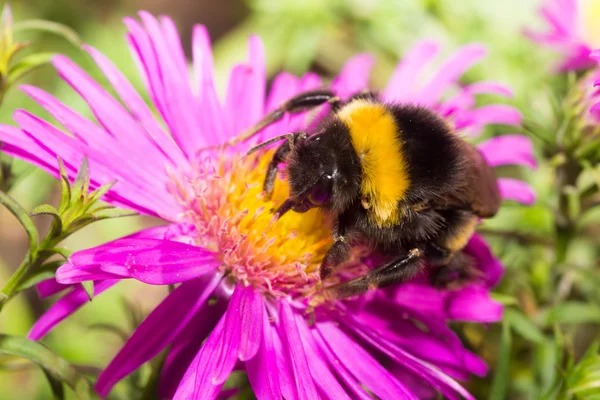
[192,24,229,144]
[138,11,206,156]
[332,54,375,99]
[465,234,503,288]
[226,36,266,135]
[57,238,218,285]
[246,308,282,400]
[238,287,263,361]
[159,285,228,399]
[36,279,69,299]
[173,319,225,400]
[347,317,475,400]
[295,316,351,400]
[447,286,503,322]
[383,41,440,102]
[317,320,416,399]
[498,178,536,204]
[27,280,118,340]
[311,331,373,400]
[416,44,487,105]
[95,275,222,396]
[478,135,536,168]
[277,301,319,400]
[82,45,188,168]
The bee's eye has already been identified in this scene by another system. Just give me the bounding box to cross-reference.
[308,174,333,205]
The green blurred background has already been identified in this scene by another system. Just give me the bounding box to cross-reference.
[1,0,599,399]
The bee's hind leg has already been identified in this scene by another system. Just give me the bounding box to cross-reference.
[313,248,424,304]
[430,251,483,289]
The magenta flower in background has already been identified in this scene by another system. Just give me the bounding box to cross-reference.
[0,12,536,400]
[591,50,600,120]
[525,0,600,71]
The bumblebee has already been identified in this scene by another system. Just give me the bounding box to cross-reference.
[227,89,501,302]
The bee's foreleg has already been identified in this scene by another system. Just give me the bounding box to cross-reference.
[263,133,307,196]
[227,89,340,146]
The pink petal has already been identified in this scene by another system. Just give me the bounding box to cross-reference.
[95,276,222,396]
[259,72,300,142]
[138,11,206,156]
[478,135,536,169]
[173,319,225,400]
[238,287,264,361]
[383,41,440,103]
[192,25,229,144]
[592,49,600,60]
[159,284,228,399]
[36,279,69,299]
[0,126,58,175]
[466,81,514,98]
[498,178,536,204]
[27,280,118,340]
[82,45,188,168]
[311,330,373,400]
[393,284,447,320]
[446,285,503,322]
[12,110,176,217]
[465,234,503,288]
[416,44,487,106]
[56,238,218,285]
[246,307,282,400]
[276,301,319,400]
[317,320,416,399]
[347,317,475,400]
[295,316,352,400]
[174,284,256,399]
[332,54,375,100]
[226,36,266,136]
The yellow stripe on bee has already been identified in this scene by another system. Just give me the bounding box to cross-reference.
[337,100,410,226]
[444,216,478,252]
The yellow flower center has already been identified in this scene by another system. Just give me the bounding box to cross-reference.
[170,150,335,300]
[579,0,600,49]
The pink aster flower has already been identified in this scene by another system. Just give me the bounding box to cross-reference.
[0,12,536,399]
[525,0,600,71]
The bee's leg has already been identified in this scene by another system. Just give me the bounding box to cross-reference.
[319,214,354,280]
[315,248,424,303]
[263,132,307,195]
[430,251,483,289]
[226,89,341,146]
[346,90,379,103]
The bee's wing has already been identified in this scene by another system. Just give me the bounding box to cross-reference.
[435,142,502,218]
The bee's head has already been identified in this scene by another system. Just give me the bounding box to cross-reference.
[285,129,361,215]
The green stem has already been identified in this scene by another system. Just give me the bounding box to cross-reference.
[0,255,31,312]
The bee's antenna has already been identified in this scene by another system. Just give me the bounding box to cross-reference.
[246,133,296,156]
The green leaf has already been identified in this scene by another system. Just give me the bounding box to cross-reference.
[30,204,63,240]
[504,308,547,344]
[72,157,89,200]
[489,320,512,400]
[6,52,54,86]
[81,281,94,301]
[545,302,600,325]
[0,335,97,399]
[13,20,82,48]
[0,190,38,256]
[46,247,73,260]
[57,158,71,215]
[15,261,64,292]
